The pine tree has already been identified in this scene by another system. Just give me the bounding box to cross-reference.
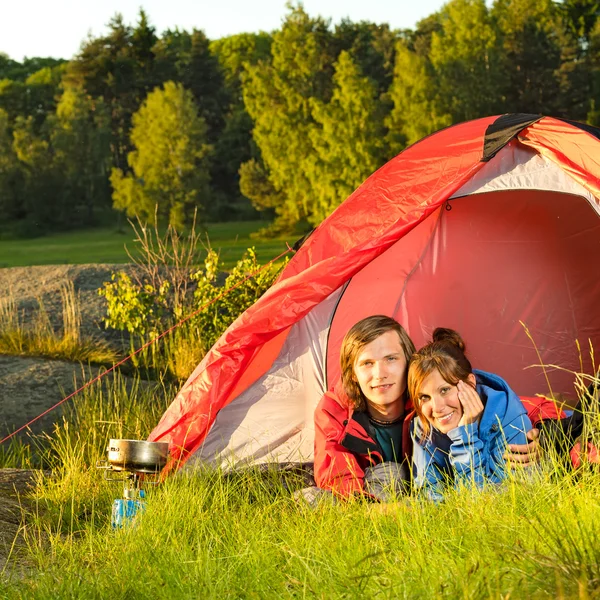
[386,41,451,150]
[308,51,389,223]
[429,0,504,122]
[493,0,563,115]
[240,6,336,232]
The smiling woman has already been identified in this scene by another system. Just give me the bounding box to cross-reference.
[408,328,532,501]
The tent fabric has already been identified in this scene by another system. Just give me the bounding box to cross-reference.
[149,115,600,471]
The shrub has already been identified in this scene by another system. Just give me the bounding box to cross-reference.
[98,217,286,381]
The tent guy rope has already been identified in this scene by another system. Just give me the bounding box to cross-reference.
[0,245,294,445]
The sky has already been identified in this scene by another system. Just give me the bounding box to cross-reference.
[2,0,447,62]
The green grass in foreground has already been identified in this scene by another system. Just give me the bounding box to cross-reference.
[2,372,600,598]
[3,469,600,598]
[0,221,293,271]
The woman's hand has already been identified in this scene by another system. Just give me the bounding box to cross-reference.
[457,379,484,427]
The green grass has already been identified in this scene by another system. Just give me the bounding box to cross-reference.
[0,221,294,271]
[1,374,600,598]
[3,466,600,598]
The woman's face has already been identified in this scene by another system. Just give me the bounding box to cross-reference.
[417,369,474,434]
[353,330,408,416]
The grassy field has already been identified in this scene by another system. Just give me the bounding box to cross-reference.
[1,371,600,599]
[0,221,294,270]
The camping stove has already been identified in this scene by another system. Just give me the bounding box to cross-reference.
[97,439,169,528]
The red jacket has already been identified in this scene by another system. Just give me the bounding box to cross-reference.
[313,384,413,497]
[314,388,565,497]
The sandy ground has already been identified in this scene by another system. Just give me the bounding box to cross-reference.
[0,264,134,436]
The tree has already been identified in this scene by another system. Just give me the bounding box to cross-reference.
[428,0,504,122]
[110,81,212,228]
[0,54,65,82]
[240,5,337,232]
[386,41,452,151]
[51,86,112,224]
[493,0,563,115]
[12,115,62,230]
[308,51,389,223]
[331,20,398,96]
[555,0,600,121]
[586,17,600,124]
[154,28,226,139]
[209,33,273,217]
[66,13,143,172]
[0,108,23,222]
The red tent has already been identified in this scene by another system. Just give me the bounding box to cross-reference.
[149,114,600,471]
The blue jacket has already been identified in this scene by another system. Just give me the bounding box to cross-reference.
[411,369,532,501]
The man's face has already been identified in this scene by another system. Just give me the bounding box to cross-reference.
[353,330,408,415]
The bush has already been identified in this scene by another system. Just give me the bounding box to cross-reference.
[98,217,286,381]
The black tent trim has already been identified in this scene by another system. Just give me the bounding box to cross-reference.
[482,113,543,162]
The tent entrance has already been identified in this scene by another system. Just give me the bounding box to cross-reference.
[327,189,600,397]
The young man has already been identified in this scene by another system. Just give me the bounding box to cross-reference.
[313,315,415,498]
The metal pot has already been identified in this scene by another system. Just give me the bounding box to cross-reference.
[106,439,169,474]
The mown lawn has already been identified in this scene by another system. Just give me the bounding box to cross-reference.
[0,221,294,270]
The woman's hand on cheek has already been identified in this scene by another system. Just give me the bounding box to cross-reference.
[457,380,484,427]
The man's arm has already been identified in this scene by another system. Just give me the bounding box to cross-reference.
[314,394,366,496]
[503,428,540,468]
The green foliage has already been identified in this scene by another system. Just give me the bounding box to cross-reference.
[210,32,273,90]
[11,114,62,233]
[209,33,273,218]
[51,86,112,223]
[239,7,401,232]
[386,41,452,149]
[1,4,600,238]
[97,217,286,380]
[100,272,171,337]
[110,81,212,229]
[99,247,284,370]
[0,108,23,220]
[429,0,504,122]
[240,6,337,233]
[65,13,147,173]
[190,247,285,350]
[0,55,65,82]
[493,0,564,114]
[308,51,389,223]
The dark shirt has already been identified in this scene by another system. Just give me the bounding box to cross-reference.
[369,417,404,463]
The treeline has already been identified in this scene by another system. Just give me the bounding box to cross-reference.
[0,0,598,237]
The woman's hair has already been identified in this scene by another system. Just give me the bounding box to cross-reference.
[408,328,474,436]
[340,315,415,411]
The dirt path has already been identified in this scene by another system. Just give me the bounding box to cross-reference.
[0,355,107,437]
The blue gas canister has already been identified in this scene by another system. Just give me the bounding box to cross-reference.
[111,490,146,528]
